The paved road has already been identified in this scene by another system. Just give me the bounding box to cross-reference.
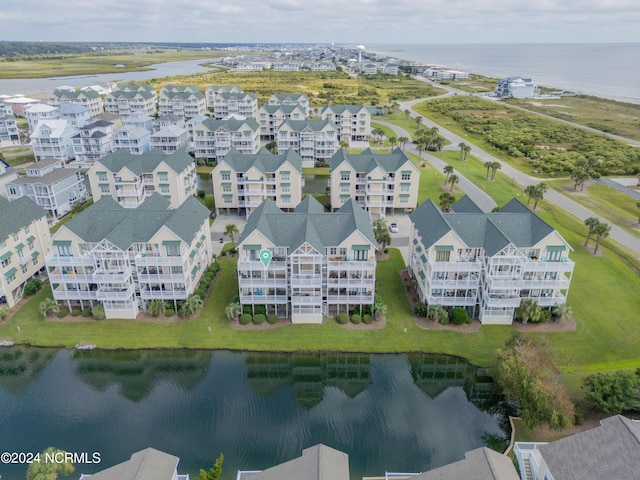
[597,178,640,201]
[397,95,640,258]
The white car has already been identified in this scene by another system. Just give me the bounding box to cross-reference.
[389,223,399,233]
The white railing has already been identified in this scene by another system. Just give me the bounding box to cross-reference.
[96,286,135,300]
[326,294,374,303]
[426,295,478,307]
[138,272,186,282]
[52,288,96,300]
[92,267,132,283]
[523,278,571,289]
[48,272,93,283]
[135,254,184,266]
[46,254,94,266]
[238,260,286,270]
[483,294,522,308]
[427,278,481,289]
[485,277,525,290]
[291,296,323,305]
[327,260,376,269]
[139,289,189,300]
[523,259,574,272]
[240,294,288,303]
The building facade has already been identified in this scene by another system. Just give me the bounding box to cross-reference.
[237,197,377,323]
[158,85,206,119]
[87,149,198,209]
[212,147,304,217]
[46,194,211,319]
[321,104,371,144]
[267,93,310,117]
[114,126,152,155]
[5,158,87,220]
[24,104,59,134]
[48,89,103,117]
[211,92,258,119]
[30,119,77,162]
[408,197,574,325]
[0,113,19,145]
[104,84,157,116]
[150,125,190,154]
[193,117,261,161]
[276,119,338,167]
[329,148,420,217]
[205,85,244,111]
[495,77,539,98]
[257,104,307,140]
[0,196,51,308]
[71,120,116,164]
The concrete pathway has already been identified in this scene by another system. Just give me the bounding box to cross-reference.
[210,214,247,255]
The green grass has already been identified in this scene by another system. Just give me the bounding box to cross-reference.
[447,75,499,94]
[196,166,214,175]
[371,122,398,147]
[303,167,330,175]
[378,112,421,140]
[548,180,640,238]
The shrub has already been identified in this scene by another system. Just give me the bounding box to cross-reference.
[451,307,468,325]
[71,309,82,317]
[336,313,349,324]
[362,314,372,324]
[413,302,428,317]
[239,313,252,325]
[24,278,43,296]
[197,189,206,198]
[165,308,175,317]
[351,314,361,324]
[57,309,68,318]
[439,315,450,325]
[82,309,92,317]
[194,289,206,301]
[254,305,267,315]
[91,304,105,320]
[253,314,266,325]
[267,314,278,324]
[243,305,253,315]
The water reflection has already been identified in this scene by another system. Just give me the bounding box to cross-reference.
[0,347,57,393]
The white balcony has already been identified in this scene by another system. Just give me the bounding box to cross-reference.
[290,274,322,286]
[52,287,96,300]
[523,259,574,273]
[427,278,481,289]
[483,294,522,308]
[326,294,374,304]
[327,260,376,270]
[96,285,135,300]
[426,294,478,307]
[485,276,525,290]
[92,267,132,283]
[240,294,288,304]
[523,278,571,289]
[46,254,94,266]
[135,254,184,266]
[48,272,93,283]
[139,288,189,300]
[18,256,31,266]
[238,260,287,270]
[291,295,323,305]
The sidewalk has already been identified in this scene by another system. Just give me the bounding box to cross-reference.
[210,213,247,255]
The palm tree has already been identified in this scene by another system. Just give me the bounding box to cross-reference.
[531,182,548,210]
[39,298,60,318]
[371,127,385,144]
[388,136,398,149]
[571,167,589,191]
[0,305,8,321]
[375,229,392,252]
[179,294,204,317]
[448,174,460,192]
[398,136,409,151]
[404,109,411,121]
[458,142,467,160]
[429,304,449,324]
[461,143,471,160]
[372,217,387,236]
[443,165,454,182]
[524,185,537,205]
[339,140,349,149]
[592,221,611,255]
[147,299,166,317]
[552,303,572,321]
[224,224,239,248]
[225,302,242,321]
[490,161,502,181]
[416,141,424,160]
[415,115,422,130]
[516,299,541,324]
[373,295,388,320]
[27,447,75,480]
[583,217,600,246]
[484,161,492,179]
[439,192,456,212]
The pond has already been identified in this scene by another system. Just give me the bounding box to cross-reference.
[0,348,507,480]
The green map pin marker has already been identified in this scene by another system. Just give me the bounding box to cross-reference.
[259,249,272,269]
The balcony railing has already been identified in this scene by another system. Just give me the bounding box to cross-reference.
[237,260,287,270]
[135,254,184,266]
[483,294,522,308]
[139,288,189,300]
[291,295,323,305]
[52,287,96,300]
[92,267,132,283]
[46,254,94,266]
[523,259,575,273]
[96,286,135,300]
[326,294,374,303]
[240,294,288,304]
[48,272,93,283]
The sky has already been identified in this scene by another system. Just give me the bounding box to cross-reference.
[3,0,640,44]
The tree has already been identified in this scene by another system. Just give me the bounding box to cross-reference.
[265,141,278,154]
[225,302,242,321]
[551,303,572,321]
[448,174,459,192]
[398,136,409,151]
[373,295,388,319]
[372,217,387,236]
[404,109,411,121]
[484,161,492,179]
[583,217,600,246]
[39,298,60,318]
[198,453,224,480]
[524,185,537,205]
[490,161,502,181]
[374,228,392,252]
[0,305,8,321]
[388,136,398,149]
[531,183,548,210]
[494,333,575,430]
[415,115,422,129]
[147,299,166,317]
[439,192,456,212]
[458,142,471,160]
[592,221,611,255]
[443,165,454,182]
[27,447,75,480]
[416,141,424,160]
[429,304,449,323]
[179,294,204,317]
[515,299,542,324]
[224,224,239,248]
[371,127,385,144]
[583,370,640,414]
[570,167,589,191]
[339,140,349,149]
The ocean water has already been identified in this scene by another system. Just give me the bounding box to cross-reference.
[367,43,640,103]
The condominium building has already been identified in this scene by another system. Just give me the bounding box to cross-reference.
[87,149,197,209]
[45,194,211,319]
[79,448,189,480]
[212,147,304,216]
[211,92,258,119]
[205,85,244,110]
[237,197,377,323]
[158,85,206,119]
[408,196,574,325]
[122,112,154,132]
[30,119,77,162]
[0,196,51,308]
[59,104,92,129]
[0,113,19,145]
[48,89,103,117]
[257,104,307,140]
[24,104,59,133]
[321,104,371,144]
[310,62,337,71]
[329,148,420,217]
[71,120,116,164]
[5,158,87,220]
[276,119,339,167]
[114,126,152,155]
[104,84,157,116]
[150,125,190,154]
[153,114,185,132]
[267,93,310,117]
[495,77,539,99]
[193,117,260,161]
[273,62,301,71]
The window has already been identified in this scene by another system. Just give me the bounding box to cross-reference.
[222,184,232,193]
[21,264,28,274]
[57,245,72,256]
[400,183,410,192]
[330,248,337,255]
[281,183,291,193]
[5,272,16,284]
[99,184,109,194]
[97,172,108,182]
[340,183,350,193]
[159,184,170,194]
[281,195,291,204]
[340,172,350,181]
[435,250,451,262]
[354,249,368,261]
[400,195,409,204]
[158,172,168,182]
[221,171,231,181]
[401,172,411,181]
[280,171,290,181]
[165,245,180,256]
[340,248,347,256]
[1,257,10,269]
[12,233,19,242]
[8,186,18,196]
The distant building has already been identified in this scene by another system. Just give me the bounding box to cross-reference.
[193,117,260,161]
[495,77,538,98]
[382,63,399,75]
[30,119,77,162]
[257,104,308,140]
[423,68,470,80]
[104,84,157,116]
[79,447,189,480]
[310,62,336,71]
[320,104,371,145]
[205,85,244,110]
[273,62,301,71]
[114,126,152,155]
[0,113,20,145]
[158,85,206,119]
[59,104,92,129]
[276,118,338,167]
[24,104,60,133]
[267,93,310,117]
[71,120,116,164]
[211,92,258,120]
[49,89,103,117]
[362,63,378,75]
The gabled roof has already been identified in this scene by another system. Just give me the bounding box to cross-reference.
[239,197,377,253]
[0,196,46,240]
[242,444,349,480]
[60,194,208,250]
[259,104,304,115]
[329,148,416,174]
[451,195,484,213]
[196,117,260,132]
[278,118,335,133]
[412,447,518,480]
[219,148,303,174]
[52,89,101,100]
[108,90,156,100]
[216,92,257,101]
[96,149,193,175]
[538,415,640,480]
[81,447,179,480]
[11,168,79,186]
[321,104,367,115]
[270,93,309,102]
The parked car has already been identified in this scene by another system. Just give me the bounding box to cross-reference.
[389,223,399,233]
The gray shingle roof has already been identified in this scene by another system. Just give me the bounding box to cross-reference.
[60,194,208,250]
[242,444,349,480]
[412,447,519,480]
[410,197,559,255]
[109,90,155,100]
[219,148,302,174]
[538,415,640,480]
[0,196,46,240]
[97,149,193,176]
[321,104,366,115]
[239,197,377,253]
[259,104,303,115]
[279,118,335,132]
[197,117,260,132]
[10,168,79,186]
[82,447,179,480]
[330,147,415,174]
[451,195,484,213]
